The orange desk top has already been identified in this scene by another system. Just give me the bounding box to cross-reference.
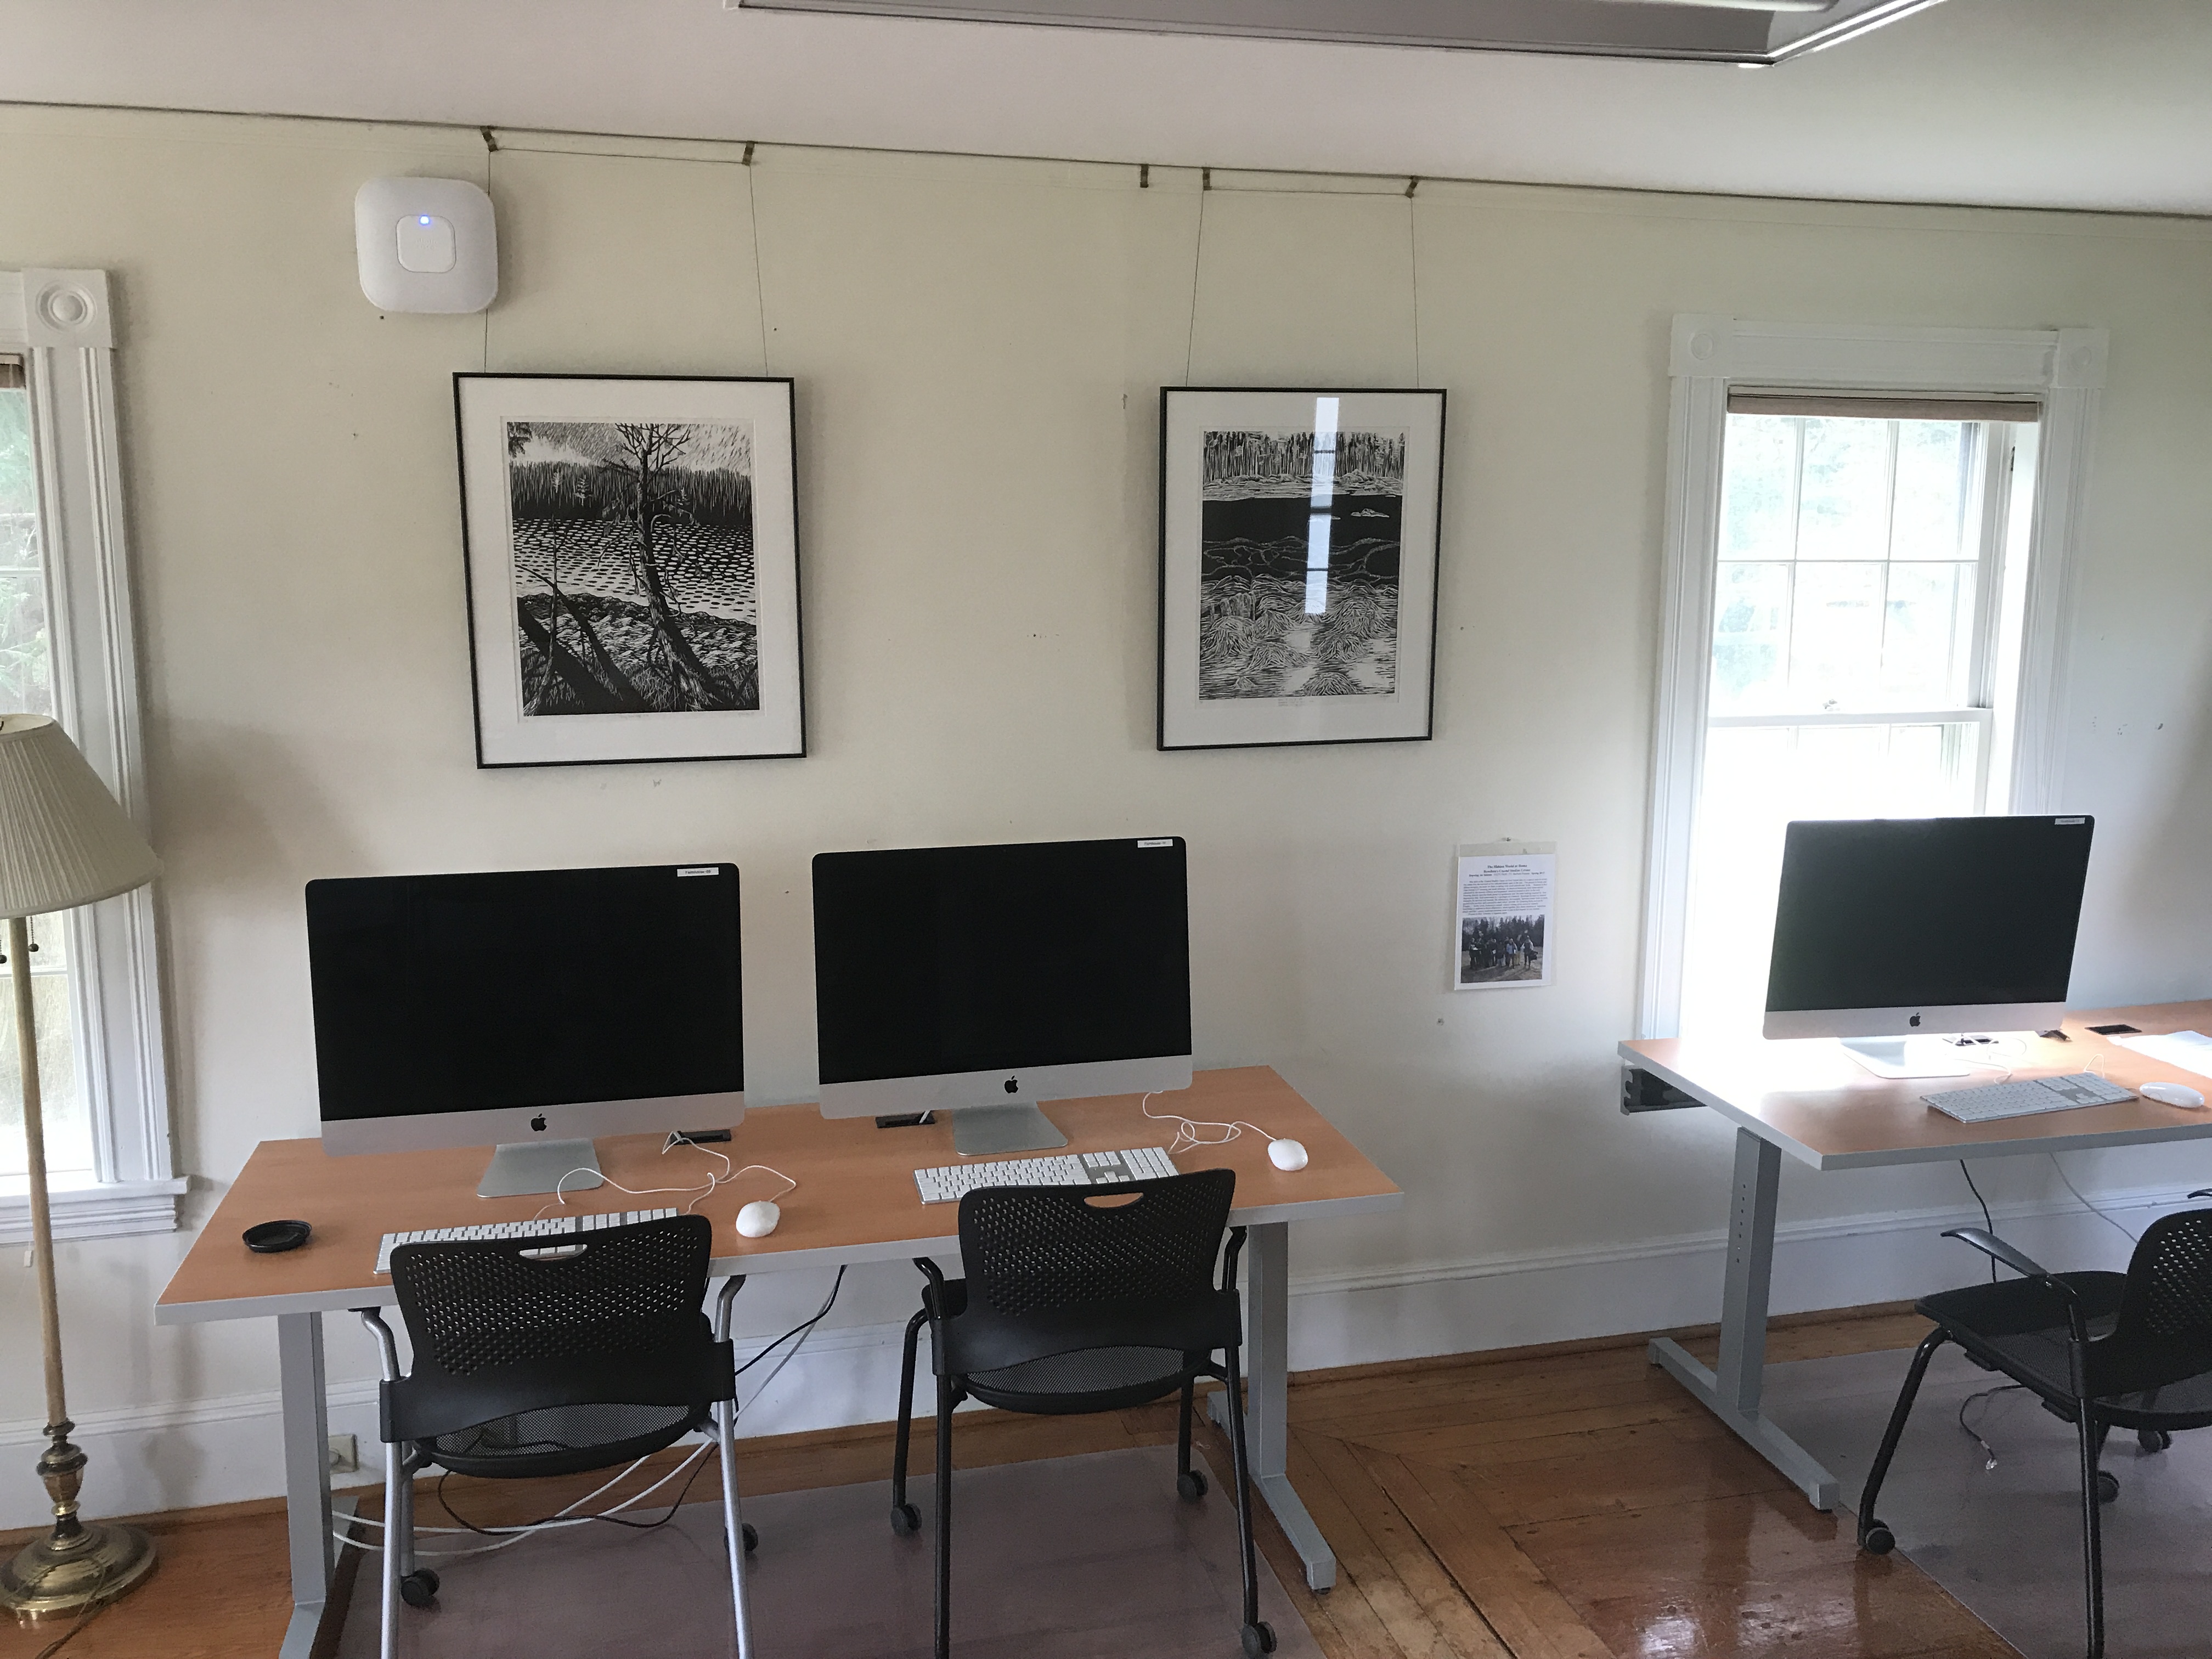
[1622,1002,2212,1170]
[156,1066,1402,1325]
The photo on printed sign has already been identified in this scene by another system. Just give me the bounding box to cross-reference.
[455,375,804,767]
[1160,389,1444,750]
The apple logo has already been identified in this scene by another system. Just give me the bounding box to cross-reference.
[530,1114,548,1132]
[1908,1014,1922,1028]
[1003,1078,1019,1094]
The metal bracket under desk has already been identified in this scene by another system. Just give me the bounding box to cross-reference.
[1205,1220,1336,1592]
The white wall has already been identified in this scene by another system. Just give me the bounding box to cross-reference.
[2,106,2210,1523]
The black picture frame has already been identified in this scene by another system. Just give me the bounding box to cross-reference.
[453,372,805,768]
[1158,386,1446,752]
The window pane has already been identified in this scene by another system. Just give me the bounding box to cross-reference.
[1710,562,1791,714]
[1786,562,1883,708]
[1880,561,1976,706]
[1681,721,1984,1038]
[0,383,91,1177]
[1719,415,1796,560]
[1890,420,1970,561]
[1796,418,1890,562]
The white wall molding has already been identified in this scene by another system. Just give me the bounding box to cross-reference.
[1637,313,2109,1037]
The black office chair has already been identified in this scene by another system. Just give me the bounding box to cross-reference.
[888,1167,1274,1658]
[356,1215,757,1659]
[1857,1192,2212,1659]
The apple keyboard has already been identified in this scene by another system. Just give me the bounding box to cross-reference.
[914,1147,1178,1205]
[374,1208,679,1274]
[1923,1074,2137,1124]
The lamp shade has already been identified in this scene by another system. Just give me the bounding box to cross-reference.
[0,715,159,919]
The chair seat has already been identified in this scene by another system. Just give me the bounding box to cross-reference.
[965,1344,1198,1414]
[1919,1272,2212,1430]
[420,1400,709,1480]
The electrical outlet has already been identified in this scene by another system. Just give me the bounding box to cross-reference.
[328,1434,359,1475]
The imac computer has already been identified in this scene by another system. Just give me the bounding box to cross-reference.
[307,863,744,1197]
[812,836,1193,1155]
[1763,815,2095,1079]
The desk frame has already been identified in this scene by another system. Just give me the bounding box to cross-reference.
[157,1070,1393,1654]
[1623,1002,2212,1513]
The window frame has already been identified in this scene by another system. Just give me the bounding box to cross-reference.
[1637,315,2107,1041]
[0,269,180,1240]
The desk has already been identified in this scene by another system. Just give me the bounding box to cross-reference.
[1620,1001,2212,1511]
[156,1066,1401,1657]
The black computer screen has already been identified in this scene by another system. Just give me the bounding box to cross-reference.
[305,865,743,1122]
[1764,816,2094,1014]
[812,838,1192,1084]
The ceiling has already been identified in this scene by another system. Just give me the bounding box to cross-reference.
[0,0,2207,215]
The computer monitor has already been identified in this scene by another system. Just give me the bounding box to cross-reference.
[1763,815,2095,1079]
[812,836,1193,1154]
[307,863,744,1197]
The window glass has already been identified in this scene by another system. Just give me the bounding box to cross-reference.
[1681,409,2027,1040]
[0,373,91,1177]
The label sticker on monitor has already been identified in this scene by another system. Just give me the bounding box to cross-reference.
[2056,817,2086,826]
[676,866,722,876]
[1136,839,1175,848]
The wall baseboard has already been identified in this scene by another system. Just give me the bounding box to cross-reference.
[4,1182,2196,1529]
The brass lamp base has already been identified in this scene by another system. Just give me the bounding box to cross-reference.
[0,1519,157,1623]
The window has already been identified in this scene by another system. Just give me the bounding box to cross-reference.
[1639,317,2107,1040]
[0,271,179,1239]
[1682,402,2037,1037]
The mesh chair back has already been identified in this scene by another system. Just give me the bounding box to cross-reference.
[391,1214,714,1379]
[2089,1207,2212,1398]
[960,1169,1234,1319]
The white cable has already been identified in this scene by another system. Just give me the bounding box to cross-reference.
[2049,1153,2143,1244]
[335,1441,716,1557]
[529,1140,798,1221]
[1138,1091,1283,1158]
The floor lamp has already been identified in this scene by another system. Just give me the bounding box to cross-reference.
[0,713,161,1622]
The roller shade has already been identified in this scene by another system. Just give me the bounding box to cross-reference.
[1727,391,2040,422]
[0,356,22,391]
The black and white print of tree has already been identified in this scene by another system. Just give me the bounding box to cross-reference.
[1197,427,1405,699]
[505,420,759,715]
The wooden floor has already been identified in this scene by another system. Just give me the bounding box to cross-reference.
[0,1305,2012,1659]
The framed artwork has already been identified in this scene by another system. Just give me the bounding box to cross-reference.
[453,373,804,767]
[1158,387,1446,751]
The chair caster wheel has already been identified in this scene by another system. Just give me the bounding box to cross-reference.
[1178,1469,1209,1502]
[2138,1429,2172,1454]
[2097,1470,2120,1504]
[399,1568,440,1609]
[743,1522,759,1553]
[1241,1621,1277,1656]
[1859,1524,1894,1556]
[891,1502,921,1536]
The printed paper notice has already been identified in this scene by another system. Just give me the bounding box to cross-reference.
[1455,851,1554,990]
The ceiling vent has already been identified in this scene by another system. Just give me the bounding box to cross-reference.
[731,0,1946,63]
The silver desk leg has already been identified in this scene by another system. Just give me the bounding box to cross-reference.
[1648,1126,1839,1511]
[277,1311,337,1659]
[1210,1221,1336,1592]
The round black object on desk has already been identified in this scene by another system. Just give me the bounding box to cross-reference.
[243,1219,312,1254]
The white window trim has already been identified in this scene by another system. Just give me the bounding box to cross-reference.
[0,269,181,1240]
[1637,314,2108,1041]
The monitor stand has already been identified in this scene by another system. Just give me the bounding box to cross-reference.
[1837,1037,1974,1080]
[477,1138,606,1199]
[952,1104,1069,1156]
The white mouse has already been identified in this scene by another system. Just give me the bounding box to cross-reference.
[1267,1138,1309,1172]
[2139,1081,2207,1109]
[736,1200,781,1238]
